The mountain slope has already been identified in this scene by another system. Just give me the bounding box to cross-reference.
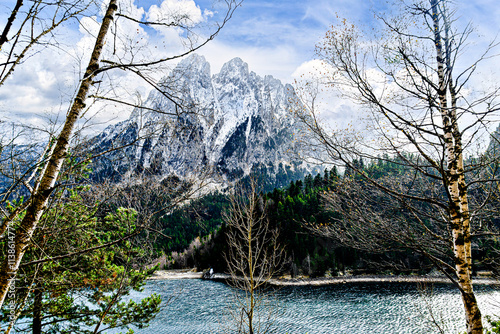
[89,54,306,183]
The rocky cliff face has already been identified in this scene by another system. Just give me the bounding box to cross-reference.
[89,54,305,183]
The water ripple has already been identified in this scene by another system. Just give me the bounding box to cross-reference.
[107,280,500,334]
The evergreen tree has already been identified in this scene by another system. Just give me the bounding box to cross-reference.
[0,190,160,334]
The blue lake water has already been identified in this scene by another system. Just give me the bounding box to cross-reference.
[110,279,500,333]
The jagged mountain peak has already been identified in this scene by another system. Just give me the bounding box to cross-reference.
[173,53,211,77]
[218,57,249,79]
[179,52,208,65]
[90,54,308,183]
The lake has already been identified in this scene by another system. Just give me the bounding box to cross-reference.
[113,279,500,333]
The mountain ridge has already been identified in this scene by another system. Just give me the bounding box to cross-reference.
[88,54,308,184]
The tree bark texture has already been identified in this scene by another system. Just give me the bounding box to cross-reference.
[430,0,482,333]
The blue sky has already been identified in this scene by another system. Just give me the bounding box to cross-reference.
[0,0,499,132]
[195,0,499,81]
[197,0,380,80]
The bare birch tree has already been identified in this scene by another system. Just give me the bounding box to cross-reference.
[223,179,284,334]
[0,0,241,309]
[294,0,500,333]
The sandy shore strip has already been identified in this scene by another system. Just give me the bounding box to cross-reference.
[149,270,500,286]
[148,269,203,280]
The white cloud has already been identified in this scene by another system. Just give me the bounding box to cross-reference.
[146,0,208,41]
[78,16,100,36]
[290,59,368,133]
[291,59,332,82]
[147,0,203,24]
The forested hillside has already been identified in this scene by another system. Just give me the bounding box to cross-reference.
[156,150,500,279]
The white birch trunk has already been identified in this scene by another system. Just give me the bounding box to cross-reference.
[430,1,482,332]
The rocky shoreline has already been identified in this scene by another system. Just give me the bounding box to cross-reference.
[148,270,500,286]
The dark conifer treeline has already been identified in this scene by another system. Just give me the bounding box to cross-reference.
[158,158,442,276]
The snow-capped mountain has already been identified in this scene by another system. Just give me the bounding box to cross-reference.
[88,54,306,183]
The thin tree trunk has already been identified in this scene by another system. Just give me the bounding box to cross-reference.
[0,0,118,309]
[248,204,254,334]
[32,288,42,334]
[430,1,482,332]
